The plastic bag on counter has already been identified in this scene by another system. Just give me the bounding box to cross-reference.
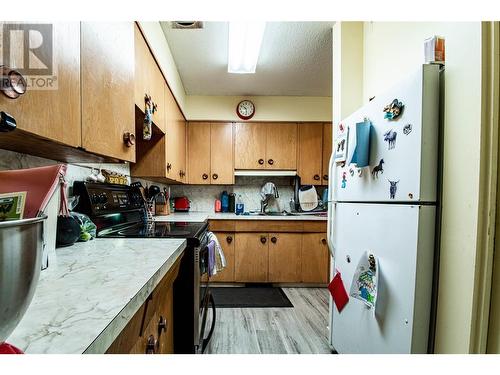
[70,212,97,242]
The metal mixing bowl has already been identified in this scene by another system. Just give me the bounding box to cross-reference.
[0,215,46,343]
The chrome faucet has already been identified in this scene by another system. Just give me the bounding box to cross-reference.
[260,182,279,214]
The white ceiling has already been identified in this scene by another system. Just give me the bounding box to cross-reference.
[160,22,333,97]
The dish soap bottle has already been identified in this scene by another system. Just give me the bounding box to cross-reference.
[235,194,244,215]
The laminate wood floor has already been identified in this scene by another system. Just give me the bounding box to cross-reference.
[206,287,332,354]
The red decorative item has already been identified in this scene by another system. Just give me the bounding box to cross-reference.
[328,271,349,313]
[0,343,24,354]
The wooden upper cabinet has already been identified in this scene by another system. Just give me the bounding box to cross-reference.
[265,123,297,170]
[187,122,211,184]
[298,123,323,185]
[234,233,269,282]
[164,86,187,183]
[234,122,267,169]
[134,24,165,132]
[268,233,302,282]
[0,22,81,147]
[210,122,234,184]
[301,233,329,283]
[322,122,332,185]
[81,22,135,162]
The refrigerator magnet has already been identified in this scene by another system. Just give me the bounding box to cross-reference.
[350,251,379,310]
[341,172,347,188]
[403,124,412,135]
[388,179,400,199]
[328,271,350,313]
[383,98,404,120]
[334,128,349,163]
[383,130,397,150]
[371,159,384,179]
[349,167,355,177]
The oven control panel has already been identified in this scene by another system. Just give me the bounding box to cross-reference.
[73,181,144,215]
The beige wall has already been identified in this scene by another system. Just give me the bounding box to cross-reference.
[361,22,483,353]
[138,22,332,123]
[184,95,332,122]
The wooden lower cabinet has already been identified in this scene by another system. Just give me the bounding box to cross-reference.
[268,233,302,282]
[106,255,181,354]
[210,232,235,282]
[301,233,330,283]
[234,233,269,282]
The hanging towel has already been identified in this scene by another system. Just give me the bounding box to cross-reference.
[207,231,226,273]
[207,240,216,277]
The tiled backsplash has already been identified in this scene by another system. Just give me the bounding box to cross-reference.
[0,149,326,213]
[169,176,296,213]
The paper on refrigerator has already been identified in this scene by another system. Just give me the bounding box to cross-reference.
[350,251,379,310]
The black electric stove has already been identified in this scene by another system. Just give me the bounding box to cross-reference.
[72,181,215,354]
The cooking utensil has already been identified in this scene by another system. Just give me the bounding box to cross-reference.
[0,215,47,343]
[148,185,161,199]
[299,185,319,211]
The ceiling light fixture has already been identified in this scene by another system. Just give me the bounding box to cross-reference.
[227,22,266,74]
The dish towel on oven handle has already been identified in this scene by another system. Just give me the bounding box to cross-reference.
[207,231,226,276]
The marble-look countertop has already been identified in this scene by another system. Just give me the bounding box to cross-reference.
[7,238,186,354]
[155,211,327,222]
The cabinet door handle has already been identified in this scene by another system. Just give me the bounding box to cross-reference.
[258,159,264,165]
[313,174,321,181]
[158,316,167,335]
[146,335,158,354]
[226,236,233,244]
[270,236,277,244]
[260,236,267,244]
[321,238,327,245]
[123,132,135,147]
[167,163,172,172]
[323,174,328,181]
[202,173,208,180]
[268,159,274,165]
[212,173,218,180]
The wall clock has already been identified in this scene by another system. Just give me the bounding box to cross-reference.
[236,100,255,120]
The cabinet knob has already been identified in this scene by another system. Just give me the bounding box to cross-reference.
[179,170,185,178]
[268,159,274,165]
[226,236,233,244]
[167,163,172,172]
[258,159,264,165]
[146,335,158,354]
[212,173,218,180]
[323,174,328,181]
[313,174,321,181]
[271,236,277,244]
[202,173,208,180]
[321,238,327,245]
[123,132,135,147]
[260,236,267,244]
[158,316,167,335]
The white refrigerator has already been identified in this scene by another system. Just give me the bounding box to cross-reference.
[327,64,441,354]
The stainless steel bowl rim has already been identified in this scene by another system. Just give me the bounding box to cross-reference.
[0,214,47,228]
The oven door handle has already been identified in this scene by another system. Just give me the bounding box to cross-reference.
[201,291,216,354]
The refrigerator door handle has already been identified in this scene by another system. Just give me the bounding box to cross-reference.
[327,152,336,259]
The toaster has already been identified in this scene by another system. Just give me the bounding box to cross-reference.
[174,196,190,212]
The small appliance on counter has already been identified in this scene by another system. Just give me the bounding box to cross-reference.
[174,196,190,212]
[298,185,319,211]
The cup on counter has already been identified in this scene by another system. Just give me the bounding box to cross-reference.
[214,199,221,213]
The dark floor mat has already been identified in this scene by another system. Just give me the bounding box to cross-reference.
[210,286,293,308]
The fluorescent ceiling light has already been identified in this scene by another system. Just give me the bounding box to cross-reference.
[228,22,266,74]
